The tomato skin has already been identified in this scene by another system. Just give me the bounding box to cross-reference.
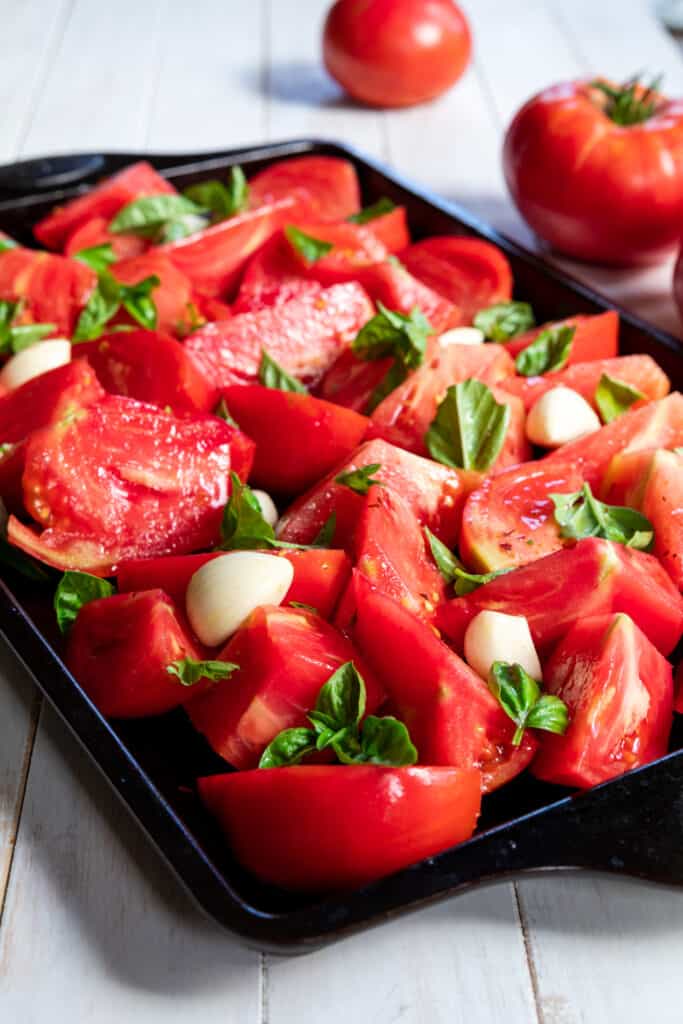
[117,548,352,620]
[111,253,195,337]
[503,311,619,363]
[64,216,146,261]
[399,237,513,322]
[66,589,206,718]
[437,538,683,657]
[500,354,669,412]
[315,346,394,413]
[503,80,683,267]
[78,329,215,415]
[185,282,374,397]
[352,579,536,792]
[0,248,96,337]
[532,614,673,788]
[364,206,410,251]
[323,0,471,109]
[284,220,388,285]
[33,161,176,251]
[198,763,480,891]
[248,156,361,222]
[222,384,369,494]
[0,359,104,443]
[186,605,385,769]
[359,259,462,332]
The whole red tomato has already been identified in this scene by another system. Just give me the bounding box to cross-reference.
[503,78,683,267]
[322,0,471,109]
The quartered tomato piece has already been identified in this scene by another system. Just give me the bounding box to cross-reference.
[64,216,147,261]
[9,395,254,574]
[400,236,513,322]
[0,359,104,443]
[359,259,462,332]
[351,485,446,623]
[117,548,352,620]
[232,232,311,314]
[198,764,481,891]
[315,346,394,413]
[248,155,361,222]
[111,252,196,337]
[500,354,669,412]
[186,604,384,769]
[0,248,96,337]
[460,460,585,572]
[284,220,388,285]
[222,384,369,494]
[276,438,468,551]
[437,538,683,657]
[503,311,619,363]
[353,580,537,792]
[77,328,214,415]
[66,589,206,718]
[532,613,673,788]
[362,206,410,251]
[185,282,374,398]
[192,293,232,323]
[34,161,177,251]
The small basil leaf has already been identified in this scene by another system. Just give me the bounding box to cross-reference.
[347,197,396,224]
[312,513,336,548]
[184,167,249,221]
[166,657,238,687]
[119,274,159,330]
[514,325,575,377]
[488,661,567,746]
[54,571,115,634]
[10,323,56,353]
[474,301,535,342]
[595,372,645,424]
[551,482,654,551]
[357,715,418,765]
[259,727,317,768]
[284,225,333,263]
[352,302,433,412]
[74,243,116,273]
[218,472,276,550]
[109,194,205,240]
[214,397,240,428]
[258,349,307,393]
[335,463,384,496]
[526,695,570,737]
[425,379,510,471]
[313,661,366,731]
[289,601,319,614]
[72,271,123,342]
[424,527,465,582]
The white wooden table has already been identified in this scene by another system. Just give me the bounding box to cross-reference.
[1,2,683,1020]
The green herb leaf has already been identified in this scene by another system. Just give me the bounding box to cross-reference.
[74,243,116,273]
[9,323,56,353]
[423,527,513,593]
[312,513,336,548]
[514,325,575,377]
[109,193,206,242]
[0,236,18,253]
[166,657,238,687]
[488,661,569,746]
[352,302,433,412]
[309,661,366,733]
[73,270,159,342]
[214,397,240,428]
[355,715,418,765]
[425,379,510,471]
[289,601,319,614]
[184,166,249,221]
[284,225,333,263]
[218,471,277,550]
[335,463,383,496]
[347,197,396,224]
[551,482,654,551]
[474,301,535,342]
[119,274,159,330]
[259,727,318,768]
[595,372,645,424]
[54,571,115,634]
[258,349,307,393]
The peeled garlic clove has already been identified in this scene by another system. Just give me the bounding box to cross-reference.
[0,339,71,390]
[439,327,485,346]
[526,386,601,448]
[251,489,278,528]
[464,609,542,682]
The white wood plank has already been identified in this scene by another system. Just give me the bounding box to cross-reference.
[268,885,538,1024]
[0,703,261,1022]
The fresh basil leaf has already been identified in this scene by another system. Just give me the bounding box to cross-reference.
[119,274,159,330]
[10,323,56,353]
[74,243,116,273]
[0,299,20,337]
[335,463,383,496]
[0,236,18,253]
[184,166,249,221]
[311,661,366,732]
[352,302,433,412]
[347,197,396,224]
[218,471,277,550]
[423,527,512,593]
[425,378,510,471]
[312,513,336,548]
[54,571,115,634]
[289,600,319,614]
[109,194,206,241]
[514,325,575,377]
[595,372,644,424]
[166,657,238,687]
[284,225,333,263]
[258,349,307,393]
[489,661,568,746]
[72,271,123,342]
[474,301,535,342]
[452,566,514,596]
[259,727,317,768]
[551,482,654,551]
[356,715,418,765]
[0,539,50,581]
[214,397,240,428]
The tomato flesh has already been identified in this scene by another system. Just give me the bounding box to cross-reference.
[0,247,96,337]
[284,220,388,285]
[0,359,104,443]
[111,252,196,337]
[503,311,619,363]
[64,216,147,261]
[248,156,361,222]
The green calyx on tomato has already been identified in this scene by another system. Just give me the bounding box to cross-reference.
[183,166,250,222]
[218,472,335,552]
[284,225,334,263]
[352,302,433,412]
[73,270,160,342]
[259,661,418,768]
[166,657,238,687]
[595,372,644,423]
[425,378,510,471]
[551,482,654,551]
[474,301,535,342]
[514,324,574,376]
[54,570,116,634]
[0,300,56,355]
[109,193,207,243]
[335,463,384,496]
[488,661,569,746]
[258,349,307,393]
[590,74,663,127]
[423,527,513,594]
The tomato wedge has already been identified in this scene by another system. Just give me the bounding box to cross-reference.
[111,252,196,337]
[9,395,254,574]
[248,155,361,222]
[437,538,683,657]
[0,248,96,336]
[222,384,369,494]
[33,161,177,251]
[284,220,388,285]
[363,206,410,251]
[359,259,462,332]
[531,614,673,788]
[186,604,384,769]
[399,237,513,322]
[64,216,146,261]
[315,346,394,413]
[66,589,206,718]
[232,233,313,314]
[198,764,481,891]
[353,580,537,791]
[0,359,104,443]
[502,311,619,363]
